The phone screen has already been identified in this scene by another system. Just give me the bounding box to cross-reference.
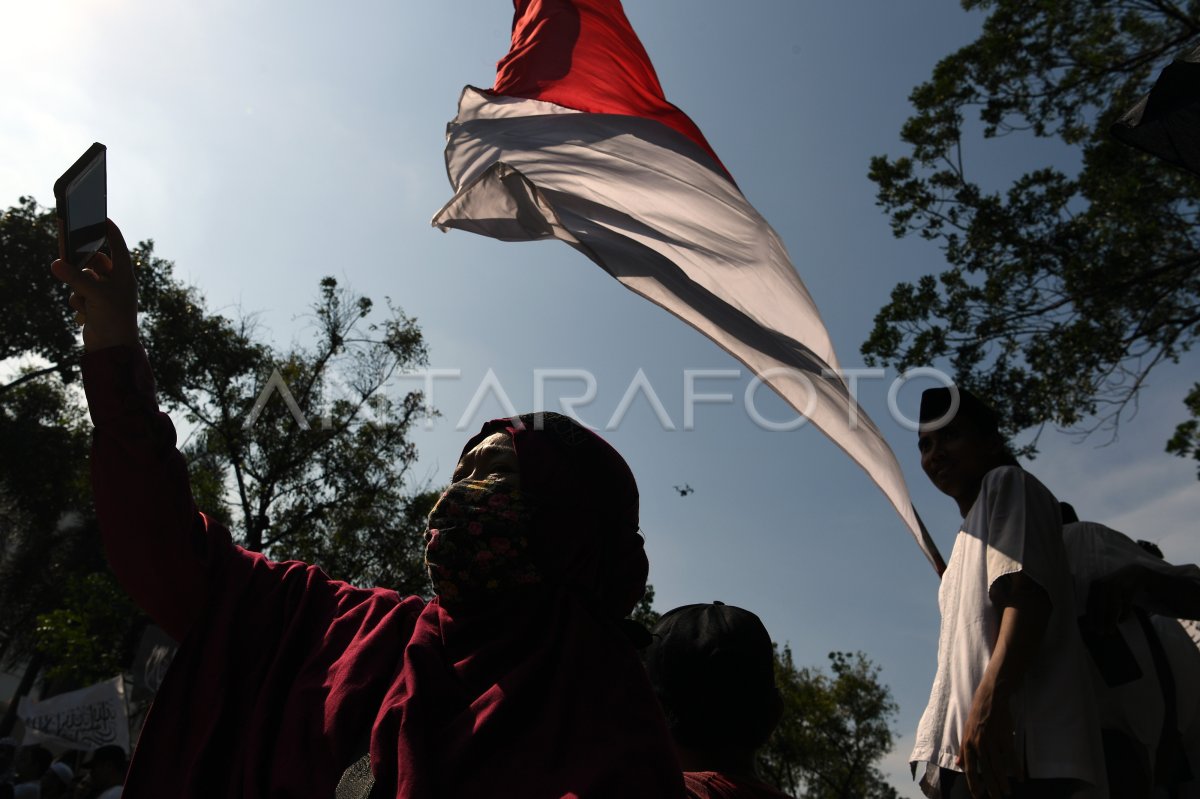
[56,144,108,267]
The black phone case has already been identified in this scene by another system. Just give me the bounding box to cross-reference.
[54,142,109,267]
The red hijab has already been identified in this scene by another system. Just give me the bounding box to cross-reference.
[371,412,683,797]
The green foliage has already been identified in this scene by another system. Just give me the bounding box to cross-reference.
[0,195,437,717]
[35,572,138,688]
[629,583,662,629]
[149,269,435,590]
[0,198,77,385]
[1166,382,1200,475]
[0,203,251,692]
[0,374,106,678]
[865,1,1200,459]
[0,201,225,693]
[0,382,143,729]
[759,649,899,799]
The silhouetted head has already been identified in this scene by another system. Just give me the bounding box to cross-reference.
[641,602,782,769]
[82,745,127,790]
[918,386,1016,515]
[426,412,647,617]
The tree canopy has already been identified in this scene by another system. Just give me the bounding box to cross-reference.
[0,199,438,729]
[759,649,899,799]
[0,198,79,391]
[865,1,1200,465]
[145,269,436,591]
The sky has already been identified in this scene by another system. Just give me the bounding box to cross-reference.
[3,1,1199,794]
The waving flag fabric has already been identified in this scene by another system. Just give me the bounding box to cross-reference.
[1111,43,1200,177]
[433,0,945,574]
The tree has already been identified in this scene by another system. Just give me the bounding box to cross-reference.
[629,583,662,629]
[0,197,79,395]
[143,272,437,591]
[0,198,439,733]
[0,371,123,731]
[0,199,246,709]
[865,2,1200,461]
[759,649,899,799]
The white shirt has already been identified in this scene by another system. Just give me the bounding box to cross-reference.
[1062,522,1168,752]
[96,787,123,799]
[1155,617,1200,797]
[910,467,1106,798]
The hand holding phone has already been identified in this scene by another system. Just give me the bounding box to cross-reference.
[50,144,139,352]
[50,219,140,353]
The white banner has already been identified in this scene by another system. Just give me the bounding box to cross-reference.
[16,676,129,752]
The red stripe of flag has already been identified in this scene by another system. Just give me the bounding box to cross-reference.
[492,0,731,178]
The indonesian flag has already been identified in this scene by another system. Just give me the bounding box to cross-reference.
[433,0,945,574]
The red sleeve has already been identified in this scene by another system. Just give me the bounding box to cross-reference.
[82,344,226,642]
[83,346,434,798]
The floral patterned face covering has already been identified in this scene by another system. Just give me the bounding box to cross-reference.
[424,478,542,604]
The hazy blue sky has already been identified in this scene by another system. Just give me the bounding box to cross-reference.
[4,2,1198,793]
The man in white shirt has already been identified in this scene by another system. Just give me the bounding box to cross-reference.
[909,387,1106,799]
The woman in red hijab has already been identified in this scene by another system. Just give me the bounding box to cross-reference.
[52,220,685,799]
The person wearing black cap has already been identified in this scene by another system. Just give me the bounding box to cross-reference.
[641,602,793,799]
[909,387,1106,799]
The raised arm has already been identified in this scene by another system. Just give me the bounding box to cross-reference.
[52,220,222,641]
[1088,558,1200,625]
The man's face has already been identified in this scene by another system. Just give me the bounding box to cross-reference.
[918,414,1004,505]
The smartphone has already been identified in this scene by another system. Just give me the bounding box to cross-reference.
[53,142,109,268]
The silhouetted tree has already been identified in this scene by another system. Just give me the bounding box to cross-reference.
[760,649,899,799]
[0,199,439,731]
[866,1,1200,466]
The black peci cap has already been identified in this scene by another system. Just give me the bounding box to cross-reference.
[919,386,1001,436]
[642,602,778,751]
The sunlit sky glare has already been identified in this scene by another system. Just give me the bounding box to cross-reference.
[4,2,1199,793]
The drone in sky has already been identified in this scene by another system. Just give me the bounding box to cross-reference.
[673,484,694,497]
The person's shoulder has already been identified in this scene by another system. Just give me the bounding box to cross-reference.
[980,465,1058,505]
[980,464,1023,488]
[1062,520,1123,542]
[975,465,1027,510]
